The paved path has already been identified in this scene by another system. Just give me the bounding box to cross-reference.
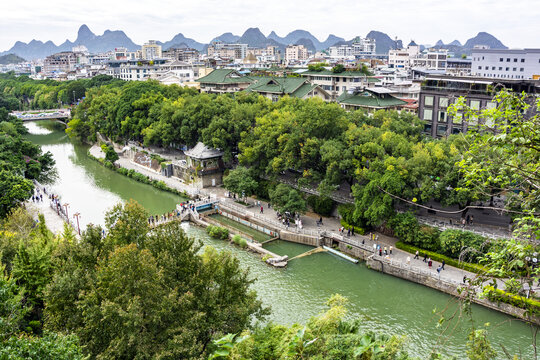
[106,152,504,289]
[26,199,67,236]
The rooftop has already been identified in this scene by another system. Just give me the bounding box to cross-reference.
[196,68,253,84]
[184,142,224,160]
[337,88,407,108]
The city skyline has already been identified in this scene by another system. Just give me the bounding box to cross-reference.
[1,0,539,51]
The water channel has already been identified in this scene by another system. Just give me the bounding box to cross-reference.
[25,120,535,358]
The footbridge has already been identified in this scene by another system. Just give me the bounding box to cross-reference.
[10,109,71,123]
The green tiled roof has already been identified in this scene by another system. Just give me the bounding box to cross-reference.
[337,90,407,108]
[244,77,307,95]
[197,69,253,84]
[291,83,319,98]
[299,70,380,82]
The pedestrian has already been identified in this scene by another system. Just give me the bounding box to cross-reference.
[414,250,419,260]
[373,243,377,251]
[347,228,351,236]
[379,248,382,257]
[470,215,474,225]
[260,206,264,214]
[461,218,466,227]
[441,259,445,270]
[406,256,411,265]
[428,258,432,268]
[463,275,467,284]
[389,246,393,255]
[466,214,470,225]
[319,216,323,225]
[437,266,442,274]
[351,226,355,236]
[384,246,387,255]
[362,239,365,245]
[423,253,427,262]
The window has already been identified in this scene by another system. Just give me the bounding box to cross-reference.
[521,59,525,62]
[439,97,448,108]
[438,111,447,122]
[424,96,434,106]
[470,100,480,110]
[492,66,495,70]
[499,58,503,62]
[453,112,463,124]
[437,125,447,136]
[485,66,489,70]
[423,109,433,120]
[513,68,517,71]
[499,67,502,70]
[486,101,497,109]
[506,67,509,71]
[478,66,482,70]
[507,58,510,62]
[468,116,478,125]
[520,68,524,72]
[514,58,518,62]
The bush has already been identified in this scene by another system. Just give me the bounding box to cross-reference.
[307,195,335,217]
[439,229,490,262]
[337,204,365,228]
[206,225,229,240]
[484,285,540,314]
[232,234,242,245]
[239,238,248,249]
[340,219,365,235]
[395,241,487,274]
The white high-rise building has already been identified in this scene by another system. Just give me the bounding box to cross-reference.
[328,36,376,60]
[471,48,540,80]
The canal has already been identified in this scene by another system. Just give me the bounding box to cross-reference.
[26,120,535,358]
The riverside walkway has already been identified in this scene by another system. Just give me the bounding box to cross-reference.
[97,147,521,293]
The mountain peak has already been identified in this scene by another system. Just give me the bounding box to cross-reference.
[77,24,94,39]
[435,39,444,46]
[464,32,506,49]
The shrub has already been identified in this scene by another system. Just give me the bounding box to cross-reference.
[340,219,365,235]
[483,285,540,314]
[439,229,489,261]
[395,241,487,274]
[337,204,365,228]
[307,195,335,217]
[239,238,248,249]
[206,225,230,240]
[232,234,242,245]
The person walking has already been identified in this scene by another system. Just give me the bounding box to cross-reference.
[351,226,355,236]
[414,250,419,260]
[423,253,428,262]
[436,266,442,275]
[470,215,474,225]
[389,246,393,255]
[384,246,387,255]
[379,248,382,257]
[260,205,264,214]
[406,256,411,265]
[347,228,351,236]
[441,259,445,270]
[428,258,432,269]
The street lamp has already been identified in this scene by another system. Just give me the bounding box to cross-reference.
[73,212,81,235]
[62,203,70,221]
[72,90,76,104]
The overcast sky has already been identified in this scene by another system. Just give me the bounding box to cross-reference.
[1,0,538,51]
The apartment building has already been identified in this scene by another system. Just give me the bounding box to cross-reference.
[328,36,376,60]
[207,41,248,60]
[141,40,162,60]
[285,45,308,64]
[43,51,78,74]
[388,42,447,71]
[419,75,540,137]
[298,69,380,100]
[471,48,540,80]
[163,47,200,63]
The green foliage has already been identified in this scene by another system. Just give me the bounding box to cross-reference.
[307,63,326,72]
[225,294,411,359]
[223,166,258,198]
[466,327,497,360]
[206,225,230,240]
[339,219,365,235]
[0,331,85,360]
[395,241,487,274]
[269,184,307,215]
[331,64,345,73]
[483,286,540,315]
[307,195,334,216]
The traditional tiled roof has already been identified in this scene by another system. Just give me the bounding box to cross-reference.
[244,77,306,95]
[337,89,407,108]
[184,142,224,159]
[291,83,319,98]
[196,69,253,84]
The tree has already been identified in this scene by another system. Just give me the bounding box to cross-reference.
[223,166,258,198]
[104,199,149,247]
[307,63,326,72]
[0,170,33,218]
[269,184,307,215]
[331,64,345,73]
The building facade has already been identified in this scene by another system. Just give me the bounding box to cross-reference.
[298,70,380,100]
[471,48,540,80]
[285,45,308,63]
[207,41,248,60]
[328,37,376,60]
[141,40,162,60]
[419,75,540,137]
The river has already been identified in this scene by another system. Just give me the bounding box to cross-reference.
[25,120,535,358]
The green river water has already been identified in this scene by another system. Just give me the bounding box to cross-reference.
[25,120,535,358]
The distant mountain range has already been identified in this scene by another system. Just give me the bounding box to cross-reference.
[0,25,509,61]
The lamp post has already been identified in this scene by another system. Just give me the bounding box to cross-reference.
[72,90,76,104]
[73,212,81,235]
[62,203,70,221]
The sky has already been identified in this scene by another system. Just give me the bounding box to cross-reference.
[1,0,539,51]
